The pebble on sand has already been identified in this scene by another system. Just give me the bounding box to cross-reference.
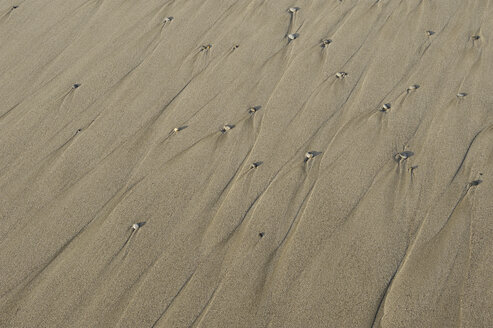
[73,83,81,89]
[381,103,391,112]
[288,33,298,40]
[321,39,332,47]
[220,125,233,133]
[132,223,140,231]
[407,84,419,93]
[250,162,261,169]
[335,72,347,79]
[305,152,315,161]
[395,151,413,161]
[200,44,213,51]
[248,106,258,114]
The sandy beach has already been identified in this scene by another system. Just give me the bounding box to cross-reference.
[1,0,492,327]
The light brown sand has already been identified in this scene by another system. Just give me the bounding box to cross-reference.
[1,0,493,327]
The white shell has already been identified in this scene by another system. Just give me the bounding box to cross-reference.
[250,163,258,169]
[173,127,180,133]
[164,17,173,23]
[457,93,467,98]
[288,7,299,13]
[132,223,140,230]
[335,72,347,79]
[381,103,391,111]
[221,125,232,133]
[288,33,298,40]
[305,152,314,159]
[248,107,257,113]
[398,152,409,160]
[426,30,434,36]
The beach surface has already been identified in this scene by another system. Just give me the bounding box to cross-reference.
[1,0,492,327]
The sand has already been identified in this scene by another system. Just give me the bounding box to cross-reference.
[1,0,492,327]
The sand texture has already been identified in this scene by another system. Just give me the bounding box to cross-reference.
[1,0,493,327]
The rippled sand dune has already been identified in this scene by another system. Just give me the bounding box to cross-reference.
[1,0,492,327]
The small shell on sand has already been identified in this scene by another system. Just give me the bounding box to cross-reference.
[398,152,409,160]
[335,72,347,79]
[220,125,233,133]
[305,152,314,160]
[173,127,180,133]
[321,39,332,47]
[395,151,413,161]
[250,162,259,169]
[163,17,173,23]
[457,93,467,98]
[381,103,391,112]
[407,84,419,92]
[248,107,257,114]
[426,30,435,36]
[288,7,299,13]
[288,33,298,40]
[132,223,140,231]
